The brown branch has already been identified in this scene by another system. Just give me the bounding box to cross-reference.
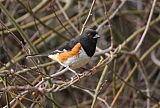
[80,0,97,34]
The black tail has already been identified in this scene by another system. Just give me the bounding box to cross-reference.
[26,54,49,59]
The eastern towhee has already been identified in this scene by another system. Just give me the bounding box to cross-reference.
[27,29,100,69]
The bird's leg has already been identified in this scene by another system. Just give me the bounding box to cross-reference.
[66,66,80,79]
[59,62,80,80]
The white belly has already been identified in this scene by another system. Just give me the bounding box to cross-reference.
[63,48,91,69]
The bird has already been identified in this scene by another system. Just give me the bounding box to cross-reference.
[27,29,100,70]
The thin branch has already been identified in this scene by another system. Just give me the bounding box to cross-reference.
[72,85,110,108]
[0,3,38,54]
[110,39,160,108]
[132,0,157,53]
[96,0,127,32]
[80,0,96,34]
[91,65,109,108]
[133,55,151,108]
[6,0,49,26]
[151,50,160,67]
[56,0,79,34]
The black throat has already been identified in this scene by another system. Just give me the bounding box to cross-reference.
[80,37,97,57]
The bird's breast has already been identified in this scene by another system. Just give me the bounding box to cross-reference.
[63,47,91,69]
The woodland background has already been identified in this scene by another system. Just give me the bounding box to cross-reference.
[0,0,160,108]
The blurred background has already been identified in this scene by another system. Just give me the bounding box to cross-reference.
[0,0,160,108]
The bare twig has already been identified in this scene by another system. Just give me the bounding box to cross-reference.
[110,39,160,108]
[134,55,151,108]
[151,50,160,67]
[91,65,108,108]
[96,0,127,32]
[56,0,79,34]
[80,0,96,34]
[132,0,157,53]
[0,2,38,53]
[6,0,49,26]
[72,85,110,108]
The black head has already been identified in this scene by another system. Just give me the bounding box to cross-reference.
[80,29,100,57]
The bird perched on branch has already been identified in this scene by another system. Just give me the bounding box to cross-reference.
[27,29,100,70]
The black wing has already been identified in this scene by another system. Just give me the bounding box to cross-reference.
[50,36,81,54]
